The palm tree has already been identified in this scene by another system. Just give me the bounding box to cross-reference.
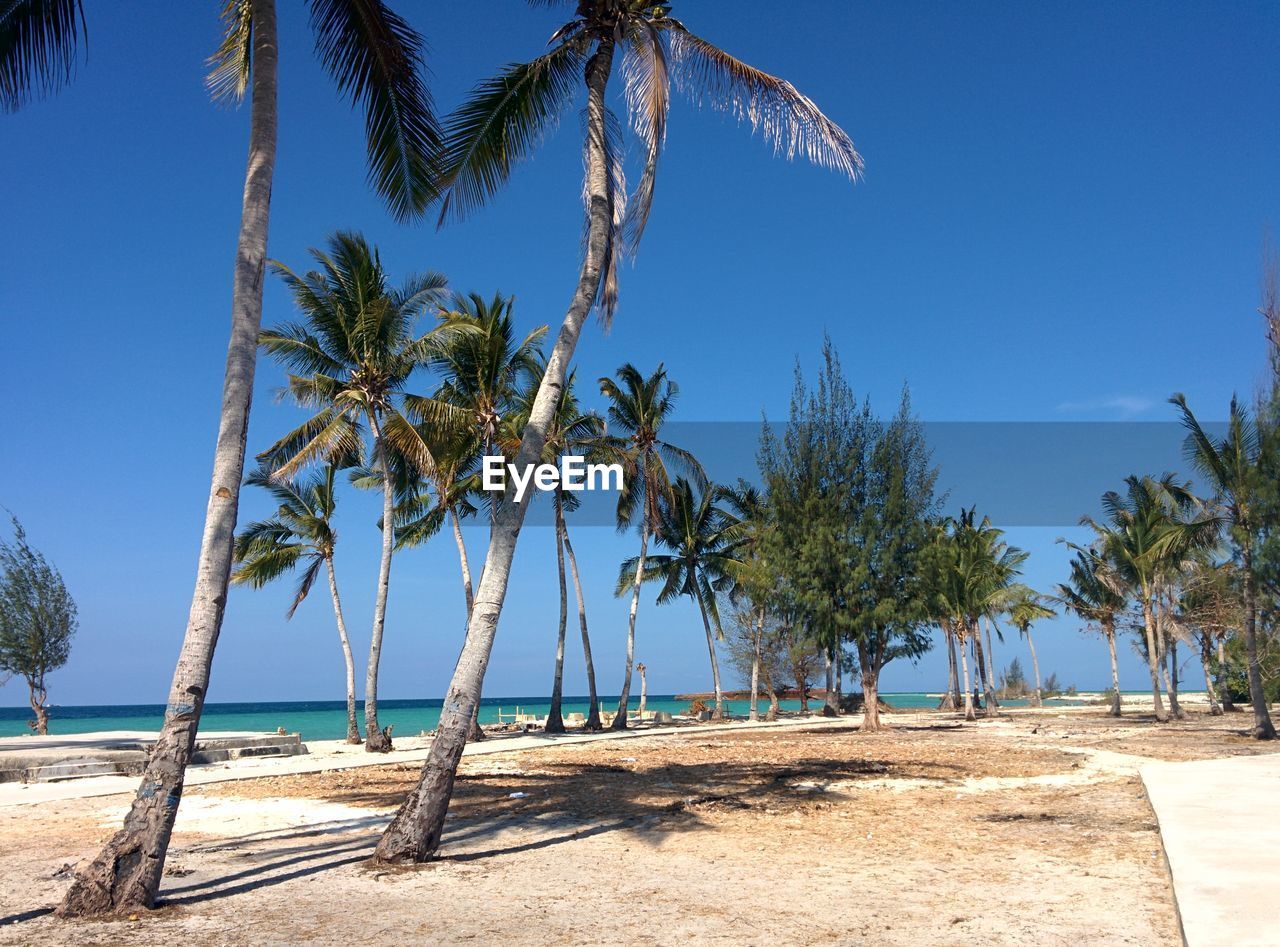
[623,478,733,719]
[1176,558,1242,717]
[502,363,605,733]
[232,463,361,743]
[719,480,772,722]
[1007,590,1055,707]
[933,509,1027,721]
[57,0,440,915]
[1084,474,1219,724]
[374,0,859,864]
[257,231,455,753]
[599,364,704,729]
[1172,393,1275,739]
[1054,546,1127,716]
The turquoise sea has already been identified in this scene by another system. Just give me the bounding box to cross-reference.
[0,693,1080,740]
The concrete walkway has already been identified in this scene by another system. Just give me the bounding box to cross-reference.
[0,713,859,809]
[1141,753,1280,947]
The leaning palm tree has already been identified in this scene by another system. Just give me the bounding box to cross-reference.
[1085,474,1219,723]
[1053,546,1128,716]
[623,477,734,720]
[1006,590,1055,707]
[257,231,456,753]
[501,363,605,733]
[599,364,704,729]
[1171,393,1275,739]
[58,0,441,915]
[374,1,859,864]
[232,463,361,743]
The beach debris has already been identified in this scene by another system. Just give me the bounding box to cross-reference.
[48,862,74,880]
[508,791,529,799]
[618,757,637,763]
[164,864,194,877]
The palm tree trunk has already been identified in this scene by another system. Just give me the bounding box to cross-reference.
[694,586,724,720]
[1105,624,1122,717]
[563,521,600,730]
[749,607,764,722]
[938,623,959,711]
[449,506,473,618]
[1025,630,1042,707]
[1167,633,1184,720]
[1218,637,1239,711]
[613,521,648,730]
[363,412,396,753]
[58,0,279,916]
[1141,597,1169,722]
[371,39,618,864]
[1199,634,1222,716]
[1242,548,1275,738]
[974,623,997,717]
[326,557,360,743]
[959,629,977,722]
[545,491,569,734]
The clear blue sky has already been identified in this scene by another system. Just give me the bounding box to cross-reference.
[2,1,1277,707]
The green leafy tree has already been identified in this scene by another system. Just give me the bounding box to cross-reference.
[1172,393,1275,738]
[47,0,444,914]
[258,231,456,752]
[1006,590,1055,707]
[0,517,76,736]
[374,0,860,865]
[599,364,704,729]
[232,464,362,743]
[1053,546,1128,716]
[1084,473,1219,724]
[623,478,735,719]
[845,390,939,731]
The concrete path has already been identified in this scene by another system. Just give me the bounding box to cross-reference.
[0,713,861,809]
[1141,753,1280,947]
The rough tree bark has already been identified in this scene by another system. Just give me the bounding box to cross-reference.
[1242,547,1276,738]
[371,41,618,864]
[325,557,361,743]
[822,648,838,716]
[858,641,881,732]
[1025,629,1042,707]
[1140,597,1169,722]
[363,411,397,753]
[28,683,49,736]
[1105,622,1122,717]
[563,520,601,730]
[58,0,278,916]
[958,626,977,722]
[1199,634,1222,716]
[938,622,959,711]
[545,491,569,733]
[695,588,724,720]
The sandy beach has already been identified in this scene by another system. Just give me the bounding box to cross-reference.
[3,705,1274,945]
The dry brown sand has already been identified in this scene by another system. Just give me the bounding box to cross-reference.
[1,709,1271,946]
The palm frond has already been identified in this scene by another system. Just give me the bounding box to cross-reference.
[666,23,862,181]
[308,0,441,221]
[620,18,668,252]
[436,39,586,224]
[0,0,85,113]
[206,0,252,104]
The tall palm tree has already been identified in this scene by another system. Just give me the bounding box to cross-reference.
[719,480,772,722]
[623,477,733,719]
[1007,590,1055,707]
[57,0,441,916]
[1084,473,1219,724]
[1171,393,1275,739]
[501,363,605,733]
[374,0,859,864]
[232,463,361,743]
[933,509,1026,721]
[257,231,455,753]
[1054,546,1127,717]
[599,364,704,729]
